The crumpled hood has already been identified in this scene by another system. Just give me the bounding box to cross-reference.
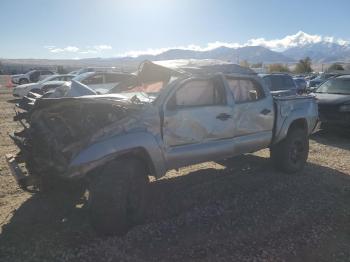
[49,80,97,98]
[33,91,145,112]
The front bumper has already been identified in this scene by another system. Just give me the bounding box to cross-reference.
[5,154,35,191]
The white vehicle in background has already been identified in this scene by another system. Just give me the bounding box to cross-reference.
[11,69,55,85]
[73,71,134,93]
[12,74,75,98]
[70,67,117,75]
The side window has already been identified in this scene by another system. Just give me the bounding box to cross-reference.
[40,70,54,75]
[270,76,282,91]
[42,84,62,93]
[263,76,272,89]
[168,79,225,109]
[227,78,264,103]
[64,75,74,81]
[284,76,296,88]
[30,71,40,82]
[82,74,103,85]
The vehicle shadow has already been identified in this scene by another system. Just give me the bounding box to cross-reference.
[1,154,350,260]
[311,129,350,150]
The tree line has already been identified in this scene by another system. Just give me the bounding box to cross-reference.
[239,57,348,74]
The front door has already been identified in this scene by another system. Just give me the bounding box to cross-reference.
[162,77,236,167]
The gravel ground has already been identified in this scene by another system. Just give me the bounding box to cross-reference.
[0,87,349,261]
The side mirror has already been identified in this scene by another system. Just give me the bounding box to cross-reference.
[248,90,258,100]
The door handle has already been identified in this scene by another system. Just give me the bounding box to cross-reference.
[216,113,232,121]
[260,109,271,115]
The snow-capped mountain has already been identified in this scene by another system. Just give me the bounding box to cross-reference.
[282,41,350,63]
[134,46,293,63]
[117,31,350,63]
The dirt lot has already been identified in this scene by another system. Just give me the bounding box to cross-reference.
[0,87,349,261]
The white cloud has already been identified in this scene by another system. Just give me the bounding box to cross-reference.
[45,44,112,54]
[45,46,80,53]
[94,45,112,51]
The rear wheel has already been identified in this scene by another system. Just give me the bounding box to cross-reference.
[270,128,309,173]
[88,158,149,236]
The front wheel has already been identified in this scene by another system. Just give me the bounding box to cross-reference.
[88,158,149,236]
[270,128,309,173]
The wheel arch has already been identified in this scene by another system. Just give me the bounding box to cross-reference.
[66,132,167,179]
[274,116,309,144]
[288,118,308,133]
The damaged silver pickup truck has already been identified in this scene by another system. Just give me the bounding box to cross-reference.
[6,60,318,235]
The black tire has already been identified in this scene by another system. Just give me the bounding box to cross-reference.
[88,158,149,236]
[38,174,86,200]
[270,128,309,173]
[19,78,29,85]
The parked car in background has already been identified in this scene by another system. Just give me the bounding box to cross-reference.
[12,74,75,97]
[15,72,138,111]
[11,69,55,85]
[293,77,307,93]
[70,67,118,75]
[307,73,341,89]
[314,75,350,129]
[259,73,299,95]
[72,71,136,94]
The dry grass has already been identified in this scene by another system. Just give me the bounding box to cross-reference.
[0,87,349,261]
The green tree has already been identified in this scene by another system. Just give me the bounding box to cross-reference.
[239,60,250,68]
[251,62,263,68]
[328,63,344,71]
[268,63,290,73]
[294,57,313,73]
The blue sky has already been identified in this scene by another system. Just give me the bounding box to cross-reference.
[1,0,350,59]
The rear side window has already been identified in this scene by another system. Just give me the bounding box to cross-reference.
[283,76,296,88]
[267,75,295,91]
[169,79,226,108]
[270,76,283,91]
[226,78,264,103]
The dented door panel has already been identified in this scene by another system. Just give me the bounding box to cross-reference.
[163,105,234,147]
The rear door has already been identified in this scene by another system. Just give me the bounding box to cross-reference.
[225,76,274,150]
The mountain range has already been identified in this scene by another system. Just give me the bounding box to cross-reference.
[113,31,350,64]
[3,32,350,68]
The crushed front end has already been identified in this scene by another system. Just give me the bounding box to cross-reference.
[8,96,142,192]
